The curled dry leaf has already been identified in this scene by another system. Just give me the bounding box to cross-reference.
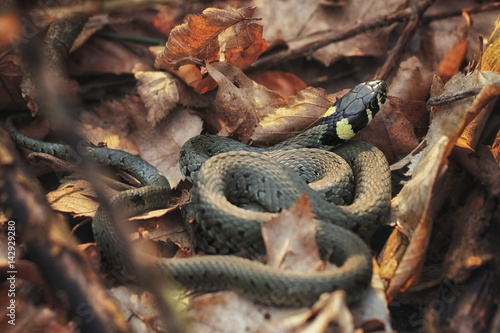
[154,6,267,93]
[205,62,333,144]
[382,70,500,301]
[437,18,469,81]
[47,178,99,218]
[438,39,469,81]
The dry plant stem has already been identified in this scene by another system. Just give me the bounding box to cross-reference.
[375,0,436,80]
[0,130,129,333]
[427,87,482,107]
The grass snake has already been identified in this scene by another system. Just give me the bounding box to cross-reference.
[6,80,391,307]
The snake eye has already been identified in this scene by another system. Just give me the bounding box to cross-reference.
[369,98,379,112]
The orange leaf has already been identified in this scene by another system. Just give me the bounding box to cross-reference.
[154,6,267,92]
[438,39,468,80]
[225,24,268,69]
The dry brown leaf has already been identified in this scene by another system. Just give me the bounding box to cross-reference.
[247,71,307,98]
[352,262,392,332]
[205,62,333,144]
[481,16,500,72]
[356,95,422,164]
[206,62,279,142]
[154,6,267,93]
[135,71,180,127]
[389,56,433,102]
[47,178,99,218]
[189,292,304,332]
[251,87,335,146]
[457,18,500,152]
[67,36,155,76]
[152,5,186,37]
[130,213,192,254]
[70,14,110,53]
[384,70,500,301]
[109,285,178,332]
[254,0,402,66]
[438,39,469,81]
[81,96,202,187]
[82,123,140,155]
[437,20,469,81]
[262,195,323,272]
[223,23,267,69]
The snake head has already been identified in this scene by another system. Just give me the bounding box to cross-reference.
[337,80,388,129]
[319,80,388,147]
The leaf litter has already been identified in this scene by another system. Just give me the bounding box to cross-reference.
[2,1,500,333]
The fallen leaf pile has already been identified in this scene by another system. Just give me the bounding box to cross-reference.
[0,1,500,333]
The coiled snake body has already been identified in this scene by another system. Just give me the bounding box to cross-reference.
[6,80,391,307]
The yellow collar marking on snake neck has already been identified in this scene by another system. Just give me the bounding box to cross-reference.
[336,118,356,140]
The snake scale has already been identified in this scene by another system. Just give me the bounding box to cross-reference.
[6,80,391,307]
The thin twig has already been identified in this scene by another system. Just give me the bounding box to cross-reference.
[375,0,437,80]
[427,87,482,107]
